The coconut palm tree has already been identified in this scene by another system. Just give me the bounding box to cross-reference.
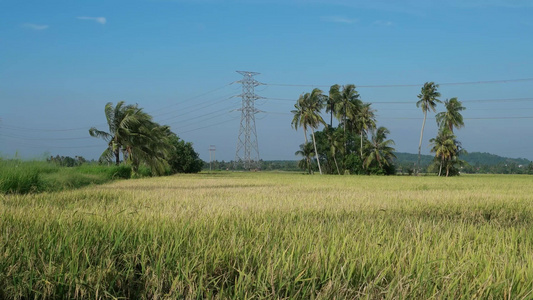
[436,97,465,133]
[291,88,326,174]
[295,142,315,174]
[416,82,441,174]
[326,84,341,128]
[445,144,467,177]
[291,99,308,144]
[335,84,361,170]
[363,126,396,170]
[125,121,174,175]
[326,128,343,175]
[89,101,149,165]
[429,128,457,176]
[90,101,175,175]
[356,103,376,160]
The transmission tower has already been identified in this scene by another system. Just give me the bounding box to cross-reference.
[208,145,216,171]
[234,71,263,170]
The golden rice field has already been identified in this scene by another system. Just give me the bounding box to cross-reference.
[1,172,533,299]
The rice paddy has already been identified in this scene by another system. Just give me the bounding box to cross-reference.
[1,172,533,299]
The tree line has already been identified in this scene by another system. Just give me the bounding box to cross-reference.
[291,82,467,176]
[89,101,203,175]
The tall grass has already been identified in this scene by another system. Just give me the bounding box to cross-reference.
[1,173,533,298]
[0,160,132,194]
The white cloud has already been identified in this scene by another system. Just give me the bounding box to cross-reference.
[321,16,358,24]
[22,23,49,30]
[373,20,393,26]
[77,16,107,25]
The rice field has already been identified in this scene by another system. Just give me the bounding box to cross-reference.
[1,172,533,299]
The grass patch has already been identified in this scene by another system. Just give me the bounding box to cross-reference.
[0,160,133,194]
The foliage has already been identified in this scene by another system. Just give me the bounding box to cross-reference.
[294,142,315,174]
[394,152,533,175]
[3,173,533,298]
[363,126,396,174]
[47,155,87,167]
[435,97,465,132]
[203,160,300,172]
[292,84,395,176]
[429,95,467,177]
[291,88,327,174]
[167,135,203,174]
[89,101,174,175]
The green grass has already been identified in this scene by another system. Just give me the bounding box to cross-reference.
[0,160,132,194]
[1,173,533,298]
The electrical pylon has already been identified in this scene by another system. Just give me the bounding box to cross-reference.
[234,71,263,170]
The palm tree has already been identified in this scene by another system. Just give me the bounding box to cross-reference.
[445,144,467,177]
[416,82,441,174]
[126,122,174,175]
[436,97,465,133]
[429,128,457,176]
[335,84,361,169]
[291,88,326,174]
[295,142,315,174]
[326,128,343,175]
[89,101,175,175]
[89,101,148,165]
[363,126,396,170]
[326,84,340,128]
[356,103,376,160]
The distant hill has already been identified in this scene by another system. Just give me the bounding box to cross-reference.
[461,152,531,166]
[394,152,531,167]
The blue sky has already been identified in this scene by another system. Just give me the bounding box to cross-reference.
[1,0,533,161]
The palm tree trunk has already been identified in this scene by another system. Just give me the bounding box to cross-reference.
[446,164,450,177]
[438,158,443,176]
[333,154,340,175]
[343,110,347,172]
[115,149,120,165]
[311,128,322,175]
[303,127,310,174]
[417,110,427,175]
[330,110,333,128]
[360,130,364,167]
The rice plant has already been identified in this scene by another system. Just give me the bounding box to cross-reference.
[1,173,533,298]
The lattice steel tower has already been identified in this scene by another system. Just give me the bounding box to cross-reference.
[234,71,263,170]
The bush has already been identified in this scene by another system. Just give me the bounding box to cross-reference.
[108,165,132,179]
[135,166,153,178]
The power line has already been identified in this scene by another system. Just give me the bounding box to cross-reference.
[151,91,236,118]
[263,97,533,104]
[156,95,235,123]
[148,83,234,114]
[262,111,533,120]
[264,77,533,88]
[0,83,235,133]
[0,133,93,141]
[167,105,237,127]
[177,117,238,134]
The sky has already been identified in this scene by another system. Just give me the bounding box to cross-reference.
[1,0,533,162]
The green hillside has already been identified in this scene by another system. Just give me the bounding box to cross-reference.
[393,152,531,167]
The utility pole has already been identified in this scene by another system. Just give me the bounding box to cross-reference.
[209,145,216,171]
[234,71,263,170]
